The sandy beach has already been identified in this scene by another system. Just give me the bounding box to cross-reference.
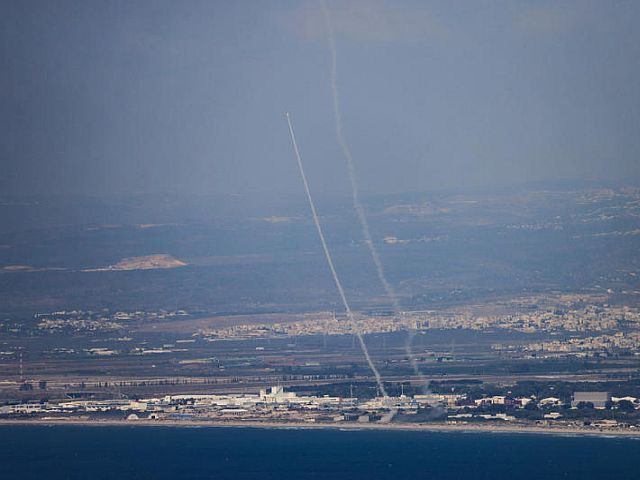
[2,418,639,438]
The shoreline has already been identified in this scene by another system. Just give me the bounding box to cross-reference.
[1,418,639,438]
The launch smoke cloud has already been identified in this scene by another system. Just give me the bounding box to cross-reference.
[320,1,427,389]
[285,112,388,398]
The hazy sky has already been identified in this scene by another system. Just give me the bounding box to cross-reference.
[2,0,639,197]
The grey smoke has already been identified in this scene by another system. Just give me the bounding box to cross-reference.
[285,112,388,398]
[320,1,428,389]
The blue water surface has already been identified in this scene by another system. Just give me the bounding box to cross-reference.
[1,425,638,479]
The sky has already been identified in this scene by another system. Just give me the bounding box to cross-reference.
[1,0,640,198]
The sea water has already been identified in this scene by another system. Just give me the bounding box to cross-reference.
[0,425,638,479]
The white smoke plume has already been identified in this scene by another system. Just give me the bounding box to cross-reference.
[320,0,428,389]
[285,112,388,398]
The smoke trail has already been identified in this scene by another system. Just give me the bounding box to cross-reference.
[320,1,427,388]
[285,112,388,398]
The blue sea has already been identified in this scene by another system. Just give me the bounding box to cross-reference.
[1,425,638,479]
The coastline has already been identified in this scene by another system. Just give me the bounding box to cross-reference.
[1,418,639,438]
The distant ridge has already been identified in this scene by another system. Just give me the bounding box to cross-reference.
[1,264,35,272]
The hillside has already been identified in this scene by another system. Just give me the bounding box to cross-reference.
[108,254,187,271]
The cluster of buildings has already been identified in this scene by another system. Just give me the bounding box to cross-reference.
[198,313,407,340]
[409,305,639,333]
[34,309,189,334]
[514,332,640,357]
[2,387,638,427]
[197,305,640,341]
[10,300,639,343]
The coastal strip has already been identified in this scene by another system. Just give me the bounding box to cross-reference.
[2,419,639,438]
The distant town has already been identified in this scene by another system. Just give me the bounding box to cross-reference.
[1,188,639,440]
[2,385,639,434]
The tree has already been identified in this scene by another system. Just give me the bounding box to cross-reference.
[617,400,635,412]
